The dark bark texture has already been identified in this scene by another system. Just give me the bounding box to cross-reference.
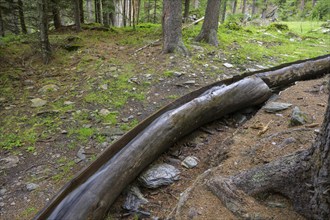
[252,0,257,15]
[242,0,247,14]
[0,8,4,36]
[184,0,190,23]
[17,0,26,34]
[38,0,51,64]
[208,78,330,219]
[195,0,221,46]
[73,0,81,31]
[232,0,237,14]
[162,0,188,55]
[79,0,84,23]
[51,0,62,29]
[95,0,101,23]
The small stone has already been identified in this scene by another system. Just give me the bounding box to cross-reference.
[0,156,19,169]
[0,189,7,196]
[123,185,149,211]
[122,118,129,122]
[109,66,117,72]
[290,106,308,126]
[38,84,59,93]
[263,102,292,113]
[139,163,180,188]
[64,101,75,105]
[31,98,47,107]
[23,79,35,86]
[267,202,286,208]
[183,80,196,85]
[173,72,183,77]
[83,124,92,128]
[181,156,198,169]
[10,202,15,206]
[223,63,234,68]
[26,183,39,191]
[0,202,4,207]
[99,109,110,116]
[76,147,86,161]
[100,84,108,90]
[255,64,267,69]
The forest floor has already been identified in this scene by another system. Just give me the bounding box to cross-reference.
[0,21,329,219]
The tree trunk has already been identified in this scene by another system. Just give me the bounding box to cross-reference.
[86,0,93,22]
[123,0,126,26]
[95,0,101,23]
[162,0,188,55]
[242,0,247,14]
[147,0,150,22]
[232,0,237,14]
[261,0,267,19]
[9,0,19,34]
[193,0,199,9]
[195,0,221,46]
[221,0,227,23]
[153,0,157,23]
[300,0,305,12]
[0,8,4,37]
[132,0,136,29]
[312,0,317,7]
[79,0,84,23]
[102,0,109,26]
[251,0,257,15]
[73,0,81,31]
[183,0,190,23]
[38,0,51,64]
[51,0,62,30]
[35,77,272,220]
[17,0,27,34]
[208,89,330,219]
[136,0,141,24]
[33,55,330,220]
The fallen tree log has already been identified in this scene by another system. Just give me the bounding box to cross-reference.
[44,77,271,220]
[34,55,330,220]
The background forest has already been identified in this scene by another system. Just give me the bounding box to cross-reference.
[0,0,329,219]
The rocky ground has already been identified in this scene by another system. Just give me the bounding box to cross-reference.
[0,23,329,219]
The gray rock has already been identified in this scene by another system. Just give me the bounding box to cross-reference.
[26,183,39,191]
[76,147,86,161]
[174,72,183,77]
[109,66,117,72]
[181,156,198,169]
[255,64,267,69]
[183,80,196,85]
[279,137,296,148]
[64,101,75,105]
[263,102,292,113]
[139,163,180,188]
[100,84,108,90]
[99,109,110,116]
[31,98,47,107]
[290,107,308,126]
[38,84,59,93]
[0,202,4,207]
[23,79,35,86]
[223,63,234,68]
[233,113,247,125]
[0,188,7,196]
[0,156,19,169]
[123,185,148,211]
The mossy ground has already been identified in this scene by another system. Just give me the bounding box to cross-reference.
[0,21,329,219]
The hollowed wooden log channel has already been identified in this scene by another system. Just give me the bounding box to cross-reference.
[34,55,330,220]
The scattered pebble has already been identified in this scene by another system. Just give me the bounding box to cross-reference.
[181,156,199,169]
[223,63,234,68]
[31,98,47,107]
[26,183,39,192]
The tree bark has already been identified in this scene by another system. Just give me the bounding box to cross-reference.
[300,0,305,12]
[35,77,272,220]
[102,0,109,26]
[261,0,267,19]
[137,0,141,24]
[38,0,51,64]
[162,0,188,55]
[251,0,257,15]
[0,6,5,36]
[242,0,247,14]
[86,0,93,22]
[183,0,190,23]
[17,0,27,34]
[51,0,62,30]
[123,0,126,26]
[73,0,81,31]
[95,0,101,23]
[193,0,199,9]
[232,0,237,14]
[147,0,151,22]
[153,0,157,23]
[79,0,84,23]
[195,0,221,46]
[221,0,227,23]
[208,89,330,219]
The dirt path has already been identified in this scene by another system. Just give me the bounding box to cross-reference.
[108,76,329,219]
